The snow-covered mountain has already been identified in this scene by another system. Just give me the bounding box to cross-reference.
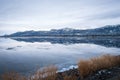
[3,25,120,37]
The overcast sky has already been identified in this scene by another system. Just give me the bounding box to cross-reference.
[0,0,120,35]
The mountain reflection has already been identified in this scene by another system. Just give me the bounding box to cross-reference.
[11,37,120,48]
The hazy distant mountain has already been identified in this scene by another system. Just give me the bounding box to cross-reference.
[3,25,120,37]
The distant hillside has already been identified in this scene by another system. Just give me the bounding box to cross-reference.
[3,25,120,37]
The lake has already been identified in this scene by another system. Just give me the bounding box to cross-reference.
[0,37,120,75]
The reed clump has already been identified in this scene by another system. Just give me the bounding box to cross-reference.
[78,54,120,79]
[1,71,27,80]
[30,65,57,80]
[1,65,57,80]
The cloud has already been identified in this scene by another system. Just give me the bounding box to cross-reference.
[0,0,120,35]
[87,9,120,20]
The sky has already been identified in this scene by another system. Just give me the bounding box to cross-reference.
[0,0,120,35]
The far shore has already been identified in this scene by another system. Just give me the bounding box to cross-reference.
[1,35,120,39]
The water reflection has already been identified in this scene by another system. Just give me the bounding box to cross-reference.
[11,37,120,48]
[0,37,120,75]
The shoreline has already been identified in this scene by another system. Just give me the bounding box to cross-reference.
[57,66,120,80]
[1,55,120,80]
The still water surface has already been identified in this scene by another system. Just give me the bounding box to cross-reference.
[0,37,120,74]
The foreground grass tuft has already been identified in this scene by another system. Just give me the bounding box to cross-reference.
[78,54,120,79]
[1,72,27,80]
[1,65,57,80]
[31,65,57,80]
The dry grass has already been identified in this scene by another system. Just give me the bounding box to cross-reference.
[30,65,57,80]
[64,75,78,80]
[1,71,27,80]
[78,54,120,79]
[1,65,57,80]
